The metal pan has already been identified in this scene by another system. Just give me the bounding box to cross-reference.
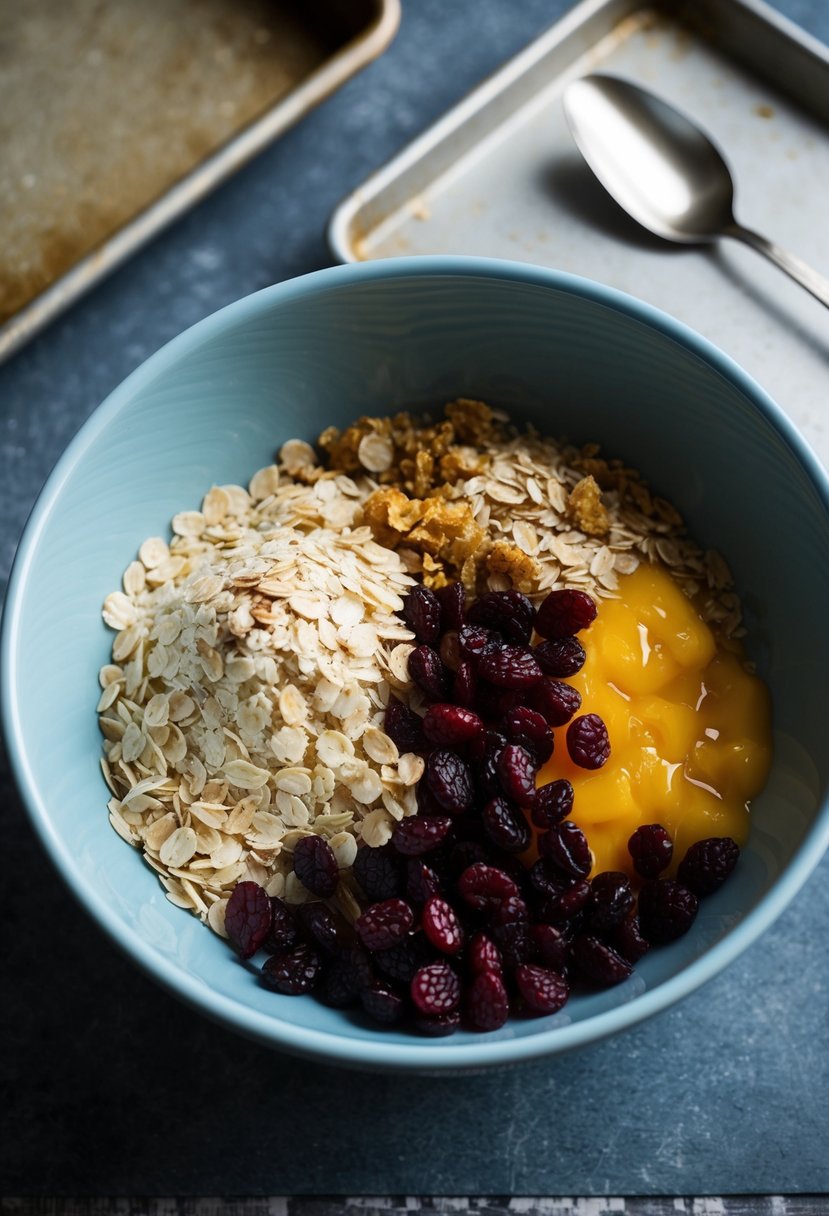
[2,0,400,362]
[328,0,829,467]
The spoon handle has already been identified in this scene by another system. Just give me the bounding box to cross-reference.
[726,223,829,309]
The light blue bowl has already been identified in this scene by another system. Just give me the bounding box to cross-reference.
[5,257,829,1071]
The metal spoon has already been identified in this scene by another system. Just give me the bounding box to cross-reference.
[563,73,829,308]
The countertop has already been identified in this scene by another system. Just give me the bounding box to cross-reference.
[2,0,828,1200]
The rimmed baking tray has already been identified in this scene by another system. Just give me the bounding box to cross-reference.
[328,0,829,466]
[1,0,400,362]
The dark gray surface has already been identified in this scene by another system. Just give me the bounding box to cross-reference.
[1,1203,828,1216]
[2,0,828,1198]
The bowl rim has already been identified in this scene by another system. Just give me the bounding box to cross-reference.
[5,254,829,1071]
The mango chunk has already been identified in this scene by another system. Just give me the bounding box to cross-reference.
[541,563,771,879]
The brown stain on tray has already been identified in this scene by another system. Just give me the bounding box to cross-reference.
[0,0,332,323]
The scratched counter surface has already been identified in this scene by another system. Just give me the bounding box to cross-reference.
[2,0,829,1199]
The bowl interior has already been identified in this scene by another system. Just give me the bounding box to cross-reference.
[6,261,829,1069]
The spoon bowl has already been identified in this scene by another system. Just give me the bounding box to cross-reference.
[563,75,736,244]
[563,73,829,306]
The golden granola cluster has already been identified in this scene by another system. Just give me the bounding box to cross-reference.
[316,399,627,593]
[573,447,684,530]
[318,398,501,497]
[320,400,535,590]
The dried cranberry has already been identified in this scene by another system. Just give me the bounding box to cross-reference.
[515,964,569,1015]
[464,729,486,765]
[586,871,634,933]
[392,815,453,856]
[482,797,532,853]
[638,879,699,943]
[262,896,297,955]
[384,697,427,754]
[556,884,591,925]
[457,863,520,911]
[414,1010,461,1036]
[535,877,591,924]
[318,946,373,1007]
[467,970,510,1031]
[353,842,403,901]
[338,944,375,992]
[458,624,501,660]
[402,584,442,644]
[677,837,740,896]
[337,943,371,992]
[425,749,474,814]
[225,881,272,959]
[501,706,554,765]
[435,581,466,631]
[613,915,651,963]
[490,921,534,969]
[476,645,543,690]
[535,588,597,638]
[355,898,414,951]
[566,713,611,769]
[374,931,433,984]
[528,678,583,726]
[452,661,477,708]
[468,931,503,976]
[535,636,586,677]
[292,834,339,899]
[410,961,461,1015]
[628,823,673,879]
[313,969,353,1004]
[422,896,465,955]
[406,858,443,904]
[532,779,574,828]
[360,983,406,1025]
[477,731,508,800]
[530,923,569,971]
[571,934,632,987]
[408,645,451,701]
[540,820,592,878]
[467,589,536,644]
[316,971,355,1009]
[295,902,354,954]
[261,944,323,995]
[423,703,485,749]
[496,743,538,806]
[488,894,529,926]
[439,630,462,673]
[528,857,568,900]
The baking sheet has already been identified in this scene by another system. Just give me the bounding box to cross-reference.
[328,0,829,468]
[1,0,399,361]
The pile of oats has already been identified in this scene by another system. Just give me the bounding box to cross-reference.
[99,400,742,935]
[99,441,424,935]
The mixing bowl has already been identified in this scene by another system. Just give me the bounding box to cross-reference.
[4,257,829,1070]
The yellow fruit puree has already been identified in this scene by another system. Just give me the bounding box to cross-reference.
[540,563,772,877]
